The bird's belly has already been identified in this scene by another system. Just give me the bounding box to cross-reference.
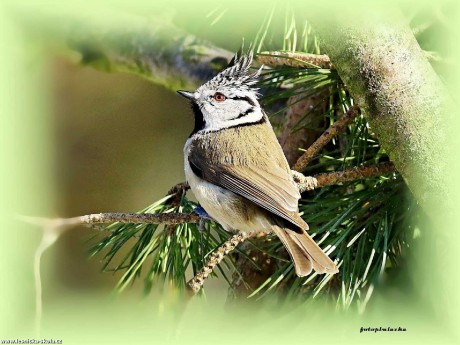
[184,156,271,233]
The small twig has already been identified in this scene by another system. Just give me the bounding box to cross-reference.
[167,182,190,207]
[257,51,332,69]
[186,233,249,294]
[279,88,329,166]
[167,182,190,195]
[22,213,201,232]
[292,106,361,171]
[81,212,200,225]
[314,162,397,188]
[293,162,397,193]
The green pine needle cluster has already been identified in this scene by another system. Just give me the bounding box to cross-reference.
[90,193,233,294]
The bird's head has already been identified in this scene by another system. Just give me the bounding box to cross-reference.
[177,52,264,135]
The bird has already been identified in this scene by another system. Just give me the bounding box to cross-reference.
[177,51,338,276]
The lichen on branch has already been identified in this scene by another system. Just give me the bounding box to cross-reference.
[309,9,453,212]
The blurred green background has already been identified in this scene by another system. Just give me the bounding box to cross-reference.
[1,1,459,344]
[52,58,190,291]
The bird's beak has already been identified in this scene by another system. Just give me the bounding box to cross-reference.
[177,90,195,100]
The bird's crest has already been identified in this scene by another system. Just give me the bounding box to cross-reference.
[199,51,261,93]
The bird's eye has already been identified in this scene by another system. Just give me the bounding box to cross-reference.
[213,93,226,102]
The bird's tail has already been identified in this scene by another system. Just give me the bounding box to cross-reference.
[272,227,338,276]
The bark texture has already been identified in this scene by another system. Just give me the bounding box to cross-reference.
[310,9,452,212]
[279,90,329,166]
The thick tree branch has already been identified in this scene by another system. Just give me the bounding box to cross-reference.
[15,7,233,90]
[309,9,453,212]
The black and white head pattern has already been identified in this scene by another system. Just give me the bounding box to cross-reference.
[187,51,264,135]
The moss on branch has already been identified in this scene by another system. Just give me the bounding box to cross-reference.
[310,9,453,212]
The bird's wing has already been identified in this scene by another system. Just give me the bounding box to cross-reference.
[188,148,308,231]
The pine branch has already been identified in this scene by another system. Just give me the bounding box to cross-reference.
[292,105,361,171]
[257,51,332,69]
[22,213,200,229]
[187,233,249,293]
[279,88,329,166]
[314,162,396,187]
[293,162,396,192]
[82,213,201,225]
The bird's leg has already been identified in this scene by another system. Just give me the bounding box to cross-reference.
[193,206,214,220]
[194,206,214,231]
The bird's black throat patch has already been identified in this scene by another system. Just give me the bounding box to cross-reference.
[190,102,205,137]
